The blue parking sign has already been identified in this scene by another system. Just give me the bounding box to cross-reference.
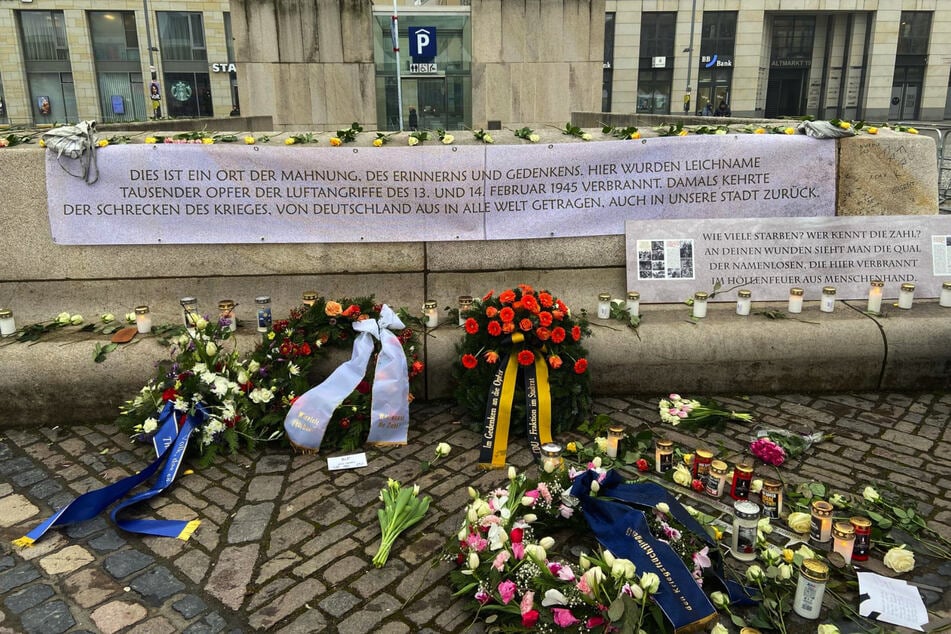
[408,27,437,60]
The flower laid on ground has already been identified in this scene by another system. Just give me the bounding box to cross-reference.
[373,132,395,147]
[117,296,424,461]
[335,122,363,143]
[561,122,592,140]
[420,442,452,472]
[472,128,493,144]
[329,137,342,146]
[513,126,540,142]
[883,545,915,573]
[658,393,753,430]
[452,284,592,434]
[786,512,811,534]
[244,136,256,145]
[602,124,641,140]
[436,129,454,145]
[749,437,786,466]
[1,132,37,148]
[654,123,687,137]
[408,130,429,146]
[754,428,829,461]
[373,478,430,567]
[285,132,317,145]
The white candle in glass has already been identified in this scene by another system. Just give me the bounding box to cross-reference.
[898,283,915,309]
[597,293,611,319]
[820,286,836,313]
[423,300,438,328]
[788,288,804,314]
[940,281,951,308]
[134,305,152,334]
[867,280,884,313]
[626,291,640,317]
[692,292,708,318]
[736,289,751,316]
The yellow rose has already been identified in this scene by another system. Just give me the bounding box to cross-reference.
[373,138,384,147]
[838,121,852,129]
[883,546,915,573]
[38,139,47,148]
[97,139,109,148]
[145,137,157,144]
[787,512,811,534]
[682,453,694,466]
[754,127,766,134]
[784,127,796,135]
[566,441,578,452]
[782,548,794,563]
[202,137,214,144]
[907,127,919,134]
[408,136,419,146]
[867,126,878,134]
[630,131,641,139]
[677,129,688,137]
[330,137,342,146]
[244,136,256,145]
[285,138,296,145]
[324,300,343,316]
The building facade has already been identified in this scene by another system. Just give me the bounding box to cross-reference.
[3,0,951,128]
[604,0,951,122]
[0,0,235,126]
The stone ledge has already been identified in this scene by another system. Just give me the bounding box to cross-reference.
[2,301,947,427]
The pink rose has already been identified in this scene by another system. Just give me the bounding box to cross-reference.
[498,579,517,604]
[552,607,580,627]
[492,550,510,571]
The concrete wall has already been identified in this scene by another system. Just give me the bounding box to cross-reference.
[0,126,947,425]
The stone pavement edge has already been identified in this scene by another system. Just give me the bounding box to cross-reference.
[0,393,949,633]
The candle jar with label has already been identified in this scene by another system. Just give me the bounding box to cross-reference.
[730,463,754,500]
[540,442,564,473]
[810,500,834,543]
[731,500,760,561]
[867,280,884,313]
[940,281,951,308]
[458,295,473,326]
[181,296,199,329]
[898,283,915,309]
[597,293,611,319]
[760,479,783,518]
[850,516,872,561]
[788,287,804,313]
[705,460,729,497]
[655,439,674,474]
[218,300,237,332]
[606,425,624,458]
[0,308,15,337]
[134,305,152,334]
[793,559,829,619]
[692,448,714,481]
[626,291,640,317]
[736,289,752,316]
[832,521,855,561]
[255,296,272,333]
[423,300,438,328]
[302,290,319,307]
[820,286,836,313]
[692,292,708,318]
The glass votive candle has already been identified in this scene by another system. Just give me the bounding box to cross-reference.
[793,559,829,619]
[540,442,564,473]
[810,500,834,543]
[255,296,272,333]
[597,293,611,319]
[705,459,729,497]
[626,291,640,317]
[898,282,915,309]
[606,425,624,458]
[867,280,884,313]
[302,290,319,307]
[423,300,438,328]
[731,500,761,561]
[0,308,15,336]
[458,295,473,326]
[940,281,951,308]
[181,296,199,328]
[736,289,752,315]
[761,478,783,518]
[850,516,872,561]
[134,305,152,334]
[655,439,673,474]
[832,521,855,561]
[218,299,237,332]
[788,287,804,313]
[820,286,836,313]
[692,291,709,318]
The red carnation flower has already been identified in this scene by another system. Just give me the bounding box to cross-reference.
[548,354,563,369]
[482,290,495,302]
[522,610,540,628]
[691,479,705,492]
[464,317,479,334]
[538,292,554,308]
[535,327,551,341]
[485,306,498,318]
[161,387,178,402]
[299,342,312,356]
[499,289,516,305]
[499,307,515,323]
[538,311,553,327]
[521,295,540,313]
[571,325,582,341]
[573,358,588,374]
[487,321,502,336]
[461,353,478,369]
[517,350,535,366]
[519,318,533,332]
[551,327,566,343]
[636,458,649,472]
[510,527,523,543]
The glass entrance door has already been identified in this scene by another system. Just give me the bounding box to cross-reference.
[401,76,463,131]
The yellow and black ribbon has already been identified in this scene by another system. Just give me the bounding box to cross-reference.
[479,334,553,468]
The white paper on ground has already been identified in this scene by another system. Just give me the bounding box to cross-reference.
[857,571,929,631]
[327,453,368,471]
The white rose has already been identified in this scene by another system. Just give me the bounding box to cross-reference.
[746,565,764,582]
[194,317,208,330]
[441,134,454,145]
[778,563,793,580]
[672,464,692,487]
[56,312,71,324]
[70,314,84,325]
[522,513,537,523]
[639,572,660,593]
[863,486,881,502]
[125,312,137,323]
[528,133,540,143]
[581,133,592,141]
[247,360,260,373]
[581,566,604,590]
[750,479,764,494]
[483,134,493,143]
[611,558,636,580]
[539,536,555,551]
[205,342,218,357]
[817,624,841,634]
[655,502,670,514]
[710,591,729,609]
[101,313,115,323]
[408,136,419,146]
[711,624,729,634]
[249,387,275,404]
[787,512,812,534]
[435,442,451,458]
[883,546,915,573]
[467,552,480,569]
[142,418,158,434]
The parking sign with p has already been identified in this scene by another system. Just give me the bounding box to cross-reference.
[408,27,437,60]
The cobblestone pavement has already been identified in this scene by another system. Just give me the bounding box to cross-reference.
[0,392,949,633]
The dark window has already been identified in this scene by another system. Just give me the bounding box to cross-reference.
[897,11,931,56]
[158,12,207,62]
[640,12,676,61]
[18,10,70,62]
[699,12,736,60]
[602,12,615,112]
[771,15,815,60]
[89,11,139,62]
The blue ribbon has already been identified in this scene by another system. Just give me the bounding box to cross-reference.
[13,402,202,546]
[570,470,755,631]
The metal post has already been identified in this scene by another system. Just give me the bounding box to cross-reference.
[142,0,161,118]
[684,0,697,113]
[393,1,404,132]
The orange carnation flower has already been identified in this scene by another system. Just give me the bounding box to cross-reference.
[573,358,588,374]
[484,351,499,364]
[461,353,478,369]
[485,306,499,318]
[551,327,566,343]
[483,290,495,302]
[499,307,515,323]
[535,327,551,341]
[517,350,535,366]
[552,310,565,321]
[487,321,502,336]
[325,301,343,316]
[538,292,554,308]
[464,317,479,334]
[518,283,535,295]
[548,354,563,369]
[521,295,540,313]
[502,321,516,334]
[519,318,533,332]
[499,289,516,305]
[538,311,553,327]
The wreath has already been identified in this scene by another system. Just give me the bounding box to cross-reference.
[117,296,424,464]
[452,285,592,435]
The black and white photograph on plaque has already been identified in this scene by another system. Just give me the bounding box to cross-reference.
[933,234,951,275]
[636,239,696,281]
